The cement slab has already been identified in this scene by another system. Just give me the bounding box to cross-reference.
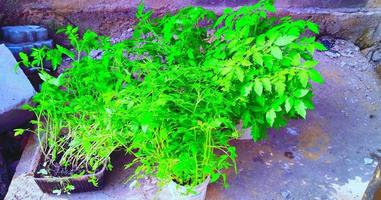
[0,44,35,133]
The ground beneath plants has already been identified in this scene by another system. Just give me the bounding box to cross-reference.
[5,39,381,200]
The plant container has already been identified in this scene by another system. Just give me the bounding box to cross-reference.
[157,176,210,200]
[33,154,107,194]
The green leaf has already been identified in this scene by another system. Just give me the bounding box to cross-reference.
[298,71,309,87]
[142,125,148,133]
[236,67,244,82]
[264,3,276,13]
[241,82,253,96]
[19,52,29,66]
[294,89,309,98]
[266,109,276,126]
[254,79,263,96]
[291,53,301,66]
[295,100,307,118]
[304,60,319,68]
[262,78,272,92]
[274,82,285,95]
[223,7,233,14]
[14,129,25,136]
[307,22,319,34]
[136,1,145,18]
[256,35,266,46]
[314,42,327,51]
[187,49,194,59]
[56,45,75,60]
[241,59,252,67]
[308,68,324,84]
[270,46,283,60]
[274,36,298,46]
[221,66,232,75]
[285,97,293,113]
[253,52,263,66]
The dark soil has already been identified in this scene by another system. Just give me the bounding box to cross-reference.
[35,154,103,178]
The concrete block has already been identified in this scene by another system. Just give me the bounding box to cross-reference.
[0,44,35,133]
[1,26,48,43]
[3,39,53,58]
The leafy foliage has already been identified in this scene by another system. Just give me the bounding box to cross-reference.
[124,0,324,191]
[209,0,326,141]
[124,1,324,191]
[16,26,131,192]
[16,0,325,194]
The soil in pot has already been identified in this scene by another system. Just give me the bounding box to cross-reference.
[33,153,107,194]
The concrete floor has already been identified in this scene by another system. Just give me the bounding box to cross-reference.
[5,39,381,200]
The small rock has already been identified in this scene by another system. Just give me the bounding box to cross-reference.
[371,50,381,63]
[286,127,299,136]
[281,190,291,199]
[325,51,340,58]
[364,158,374,165]
[281,163,290,170]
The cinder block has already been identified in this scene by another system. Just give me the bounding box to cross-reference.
[1,26,48,43]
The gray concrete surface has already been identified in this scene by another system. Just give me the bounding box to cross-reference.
[5,39,381,200]
[0,44,35,133]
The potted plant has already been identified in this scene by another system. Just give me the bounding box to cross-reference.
[15,26,131,194]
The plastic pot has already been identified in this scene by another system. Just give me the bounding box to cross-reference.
[157,176,210,200]
[33,154,107,194]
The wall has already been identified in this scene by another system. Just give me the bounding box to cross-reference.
[1,0,381,49]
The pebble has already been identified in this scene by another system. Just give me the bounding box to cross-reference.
[371,50,381,63]
[325,51,340,58]
[286,127,299,136]
[281,190,291,199]
[364,158,374,165]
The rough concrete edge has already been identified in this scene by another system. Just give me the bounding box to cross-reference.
[362,162,381,200]
[13,135,40,178]
[4,135,41,199]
